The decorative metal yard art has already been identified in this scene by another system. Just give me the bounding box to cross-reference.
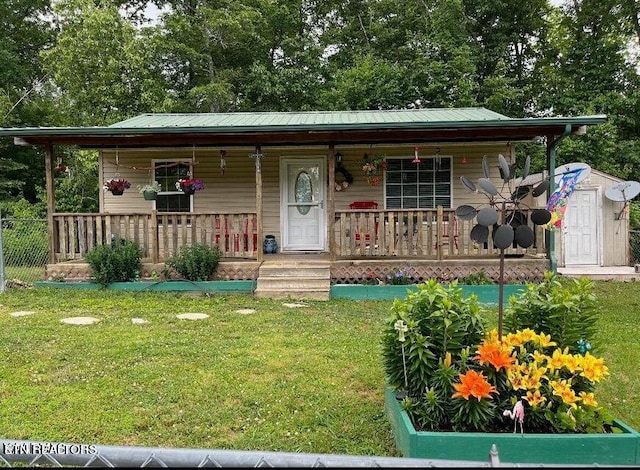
[457,154,552,338]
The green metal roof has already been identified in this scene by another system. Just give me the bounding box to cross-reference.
[0,107,607,147]
[109,108,512,129]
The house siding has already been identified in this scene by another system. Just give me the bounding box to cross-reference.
[100,143,518,252]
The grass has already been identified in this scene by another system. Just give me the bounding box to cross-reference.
[0,279,638,456]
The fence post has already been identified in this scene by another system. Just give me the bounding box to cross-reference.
[0,210,5,293]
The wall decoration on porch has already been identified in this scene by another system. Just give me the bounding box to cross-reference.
[220,149,227,175]
[250,146,264,174]
[458,154,552,338]
[334,161,354,191]
[544,162,591,230]
[361,153,387,186]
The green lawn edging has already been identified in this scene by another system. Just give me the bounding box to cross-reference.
[384,384,640,465]
[331,284,526,303]
[34,280,256,293]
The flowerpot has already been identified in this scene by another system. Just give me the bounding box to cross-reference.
[143,190,158,201]
[110,189,124,196]
[182,186,195,195]
[384,384,640,465]
[263,235,278,254]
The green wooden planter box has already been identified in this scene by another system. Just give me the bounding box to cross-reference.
[35,280,256,293]
[331,284,526,304]
[384,385,640,465]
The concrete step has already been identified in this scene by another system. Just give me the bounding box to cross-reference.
[258,266,329,278]
[256,278,329,290]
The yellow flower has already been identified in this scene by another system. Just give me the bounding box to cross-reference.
[518,328,537,343]
[534,332,556,348]
[523,389,547,408]
[550,379,580,409]
[579,391,598,407]
[547,347,570,372]
[579,352,609,382]
[563,354,583,374]
[507,369,528,391]
[444,352,452,368]
[531,350,548,367]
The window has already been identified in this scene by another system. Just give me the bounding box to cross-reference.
[385,157,452,209]
[153,160,192,213]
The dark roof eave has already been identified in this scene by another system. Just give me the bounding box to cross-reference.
[0,116,607,148]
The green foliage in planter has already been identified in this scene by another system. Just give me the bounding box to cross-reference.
[85,239,142,286]
[382,279,486,427]
[459,270,494,285]
[504,272,599,354]
[166,243,221,281]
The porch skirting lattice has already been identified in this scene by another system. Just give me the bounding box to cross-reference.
[46,256,549,286]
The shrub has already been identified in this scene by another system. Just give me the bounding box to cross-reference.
[504,272,599,354]
[85,239,142,286]
[382,277,612,434]
[382,279,486,429]
[166,243,221,281]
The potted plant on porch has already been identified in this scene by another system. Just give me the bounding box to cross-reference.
[381,276,640,465]
[138,181,162,200]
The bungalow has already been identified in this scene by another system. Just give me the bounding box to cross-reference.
[0,108,606,299]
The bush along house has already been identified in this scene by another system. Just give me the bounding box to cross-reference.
[0,108,606,299]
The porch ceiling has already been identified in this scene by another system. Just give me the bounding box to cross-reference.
[0,108,607,148]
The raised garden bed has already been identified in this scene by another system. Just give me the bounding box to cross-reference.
[330,284,526,303]
[384,385,640,465]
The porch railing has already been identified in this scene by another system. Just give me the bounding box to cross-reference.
[333,207,547,259]
[52,212,258,262]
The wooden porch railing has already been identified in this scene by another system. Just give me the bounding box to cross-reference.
[333,207,547,259]
[52,211,259,262]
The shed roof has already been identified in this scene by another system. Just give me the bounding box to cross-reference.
[0,108,607,148]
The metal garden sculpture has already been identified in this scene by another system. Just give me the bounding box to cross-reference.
[457,154,552,338]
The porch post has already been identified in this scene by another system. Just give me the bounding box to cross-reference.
[44,144,56,264]
[328,145,336,261]
[254,145,264,263]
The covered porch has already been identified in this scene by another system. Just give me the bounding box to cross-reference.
[0,108,606,291]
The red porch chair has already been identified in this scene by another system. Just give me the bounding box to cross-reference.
[349,201,379,243]
[435,216,459,249]
[215,217,230,251]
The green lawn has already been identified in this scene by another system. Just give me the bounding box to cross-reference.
[0,280,637,455]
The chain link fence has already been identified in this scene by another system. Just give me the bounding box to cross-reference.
[631,230,640,265]
[1,217,49,288]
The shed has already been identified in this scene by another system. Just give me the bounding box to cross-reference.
[520,169,630,267]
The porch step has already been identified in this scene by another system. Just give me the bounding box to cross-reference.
[255,259,330,301]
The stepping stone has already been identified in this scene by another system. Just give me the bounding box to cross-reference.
[236,308,256,315]
[176,313,209,320]
[10,311,35,317]
[282,302,308,308]
[61,316,100,325]
[132,318,149,324]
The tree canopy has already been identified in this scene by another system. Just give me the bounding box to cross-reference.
[1,0,640,212]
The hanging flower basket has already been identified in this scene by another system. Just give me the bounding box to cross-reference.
[176,178,204,195]
[361,153,387,186]
[103,178,131,196]
[138,181,162,201]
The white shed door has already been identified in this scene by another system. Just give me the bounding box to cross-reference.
[563,188,599,265]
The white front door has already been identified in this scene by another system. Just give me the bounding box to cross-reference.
[280,158,326,251]
[563,188,599,265]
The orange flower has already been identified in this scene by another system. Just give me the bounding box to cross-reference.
[452,370,498,401]
[475,340,515,372]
